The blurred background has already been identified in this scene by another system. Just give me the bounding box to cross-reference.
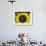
[0,0,46,42]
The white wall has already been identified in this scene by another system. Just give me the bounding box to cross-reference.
[0,0,46,42]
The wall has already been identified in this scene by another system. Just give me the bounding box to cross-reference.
[0,0,46,42]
